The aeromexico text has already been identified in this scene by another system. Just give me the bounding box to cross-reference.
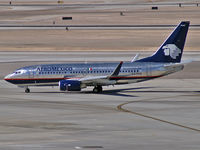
[37,66,73,72]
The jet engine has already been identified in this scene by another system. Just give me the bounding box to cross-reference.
[59,80,81,91]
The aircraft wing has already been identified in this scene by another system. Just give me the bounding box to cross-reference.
[79,61,123,86]
[79,75,115,86]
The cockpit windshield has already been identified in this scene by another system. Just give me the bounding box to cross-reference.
[14,71,21,74]
[13,69,26,75]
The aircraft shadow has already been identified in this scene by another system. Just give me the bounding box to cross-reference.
[82,87,154,97]
[30,87,200,97]
[31,87,153,97]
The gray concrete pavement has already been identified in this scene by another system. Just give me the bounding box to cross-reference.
[0,79,200,150]
[0,51,200,150]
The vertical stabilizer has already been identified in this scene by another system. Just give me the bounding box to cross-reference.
[137,21,190,63]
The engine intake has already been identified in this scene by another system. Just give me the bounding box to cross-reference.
[59,80,81,91]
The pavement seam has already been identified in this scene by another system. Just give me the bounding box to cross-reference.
[117,95,200,132]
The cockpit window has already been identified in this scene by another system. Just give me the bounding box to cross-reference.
[13,70,26,75]
[15,71,21,74]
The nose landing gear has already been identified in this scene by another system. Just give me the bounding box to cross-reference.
[25,87,30,93]
[93,85,103,93]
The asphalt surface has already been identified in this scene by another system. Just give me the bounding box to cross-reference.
[0,51,200,150]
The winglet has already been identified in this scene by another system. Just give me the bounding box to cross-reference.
[111,61,123,76]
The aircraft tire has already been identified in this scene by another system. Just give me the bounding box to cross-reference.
[98,86,103,92]
[25,88,30,93]
[93,85,102,93]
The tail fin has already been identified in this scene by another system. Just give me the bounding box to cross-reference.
[137,21,190,63]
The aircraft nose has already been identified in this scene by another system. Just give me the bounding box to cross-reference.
[4,74,12,81]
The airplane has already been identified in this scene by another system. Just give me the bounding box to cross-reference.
[4,21,190,93]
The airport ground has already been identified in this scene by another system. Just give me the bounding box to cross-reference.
[0,0,200,150]
[0,52,200,150]
[0,1,200,51]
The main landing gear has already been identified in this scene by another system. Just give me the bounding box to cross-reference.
[93,85,103,93]
[25,87,30,93]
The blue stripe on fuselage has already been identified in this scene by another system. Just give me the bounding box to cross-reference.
[5,78,65,85]
[5,75,162,85]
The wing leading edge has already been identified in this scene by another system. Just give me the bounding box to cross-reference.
[80,61,124,86]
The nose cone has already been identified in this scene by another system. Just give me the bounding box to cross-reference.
[4,73,14,84]
[4,74,11,80]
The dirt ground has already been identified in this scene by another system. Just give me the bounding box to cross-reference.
[0,29,199,51]
[0,0,200,51]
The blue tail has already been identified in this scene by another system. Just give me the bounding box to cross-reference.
[137,21,190,63]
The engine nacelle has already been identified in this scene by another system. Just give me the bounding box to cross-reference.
[59,80,81,91]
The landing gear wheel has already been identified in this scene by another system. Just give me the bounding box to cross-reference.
[93,85,103,93]
[25,88,30,93]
